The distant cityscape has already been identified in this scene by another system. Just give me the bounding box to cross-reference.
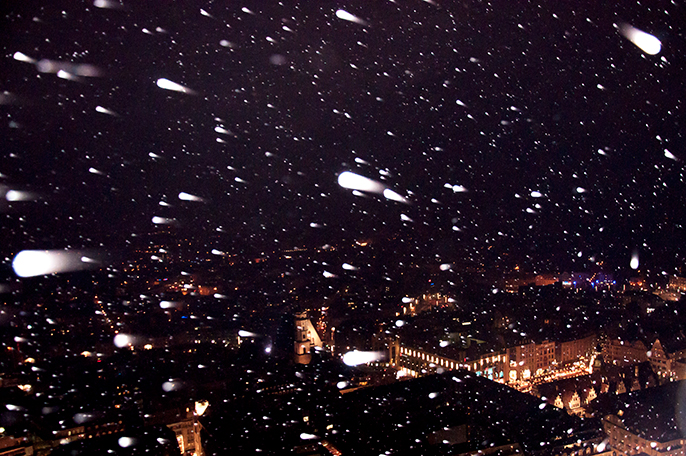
[2,232,686,455]
[3,0,686,454]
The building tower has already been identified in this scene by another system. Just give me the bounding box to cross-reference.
[294,311,322,364]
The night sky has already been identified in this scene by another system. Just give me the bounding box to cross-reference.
[2,0,686,272]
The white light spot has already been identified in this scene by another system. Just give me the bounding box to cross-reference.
[395,320,405,327]
[665,149,678,160]
[575,187,586,193]
[238,330,258,337]
[335,9,367,26]
[429,392,439,399]
[13,52,35,63]
[300,432,317,440]
[12,250,93,277]
[342,350,384,366]
[94,0,122,9]
[162,381,181,392]
[456,99,466,107]
[114,334,132,348]
[342,263,357,270]
[383,188,408,204]
[95,106,118,116]
[440,263,452,271]
[57,70,75,80]
[160,301,178,309]
[630,251,639,270]
[323,271,337,278]
[336,381,348,389]
[452,185,467,193]
[215,126,231,135]
[338,171,385,194]
[118,437,135,448]
[620,24,662,55]
[530,191,543,198]
[400,213,413,222]
[5,190,34,202]
[178,192,204,202]
[152,216,174,225]
[155,78,194,94]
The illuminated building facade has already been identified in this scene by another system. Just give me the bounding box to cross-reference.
[559,335,597,365]
[508,340,557,379]
[389,335,597,387]
[151,401,208,456]
[603,340,649,365]
[603,414,685,456]
[294,311,322,364]
[668,276,686,293]
[603,339,686,381]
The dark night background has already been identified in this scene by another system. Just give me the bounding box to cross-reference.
[2,0,686,272]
